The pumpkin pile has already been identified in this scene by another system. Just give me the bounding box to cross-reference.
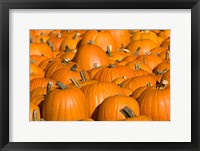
[30,29,170,121]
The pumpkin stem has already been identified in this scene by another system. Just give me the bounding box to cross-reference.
[118,83,123,87]
[56,81,68,90]
[40,38,44,43]
[64,45,71,52]
[135,64,140,70]
[46,81,52,96]
[47,41,56,52]
[97,30,101,32]
[106,45,112,57]
[107,64,115,68]
[134,47,141,56]
[157,80,168,89]
[70,77,81,88]
[93,63,98,69]
[142,58,146,64]
[88,40,94,45]
[120,106,136,118]
[166,51,170,61]
[61,58,71,64]
[147,82,152,87]
[72,32,80,40]
[156,70,163,75]
[80,70,87,81]
[145,51,151,55]
[57,32,62,38]
[33,109,38,121]
[70,64,78,71]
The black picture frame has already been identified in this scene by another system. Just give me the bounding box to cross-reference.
[0,0,199,150]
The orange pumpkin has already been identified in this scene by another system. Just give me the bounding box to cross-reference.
[30,102,41,121]
[42,82,89,121]
[96,95,140,121]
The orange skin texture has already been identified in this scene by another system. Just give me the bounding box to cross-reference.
[30,78,57,91]
[87,65,107,79]
[30,63,45,78]
[30,55,48,66]
[30,95,45,106]
[121,74,157,92]
[73,44,110,71]
[38,59,53,70]
[93,65,135,82]
[122,115,152,121]
[59,33,82,50]
[135,54,163,70]
[47,36,65,52]
[30,103,41,121]
[108,30,131,48]
[161,38,170,50]
[153,61,170,75]
[130,86,150,99]
[97,95,140,121]
[131,30,162,46]
[126,61,152,73]
[30,43,55,59]
[158,50,170,61]
[120,87,133,96]
[158,30,170,40]
[30,72,41,81]
[80,82,124,117]
[137,86,170,121]
[35,35,50,43]
[42,86,89,121]
[150,47,167,56]
[127,39,158,55]
[30,86,56,98]
[44,60,78,78]
[81,30,116,52]
[112,76,127,85]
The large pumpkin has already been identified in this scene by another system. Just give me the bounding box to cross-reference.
[42,82,89,121]
[80,82,124,117]
[137,80,170,121]
[73,41,110,71]
[96,95,140,121]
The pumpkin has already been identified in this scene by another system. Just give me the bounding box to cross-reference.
[72,41,110,71]
[42,82,89,121]
[30,43,55,59]
[81,30,116,52]
[30,78,57,91]
[30,63,45,78]
[126,61,152,73]
[158,50,170,61]
[50,64,91,85]
[121,74,157,92]
[158,30,170,40]
[153,61,170,75]
[161,38,170,50]
[120,106,152,121]
[59,32,82,50]
[135,54,163,70]
[130,30,162,45]
[96,95,140,121]
[56,46,76,60]
[161,70,170,85]
[38,59,53,70]
[149,47,167,56]
[47,33,64,52]
[93,64,135,82]
[80,82,124,117]
[137,80,170,121]
[30,55,48,65]
[107,30,131,48]
[127,39,158,55]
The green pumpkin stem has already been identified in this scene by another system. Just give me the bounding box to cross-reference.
[70,64,78,71]
[70,77,81,88]
[134,47,141,56]
[56,81,68,90]
[166,51,170,61]
[120,106,136,118]
[72,32,80,40]
[57,32,62,38]
[93,63,98,69]
[46,81,52,96]
[88,40,94,45]
[47,41,56,52]
[107,64,115,68]
[80,70,87,81]
[33,109,38,121]
[64,45,70,52]
[135,64,140,70]
[40,38,44,43]
[106,45,112,57]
